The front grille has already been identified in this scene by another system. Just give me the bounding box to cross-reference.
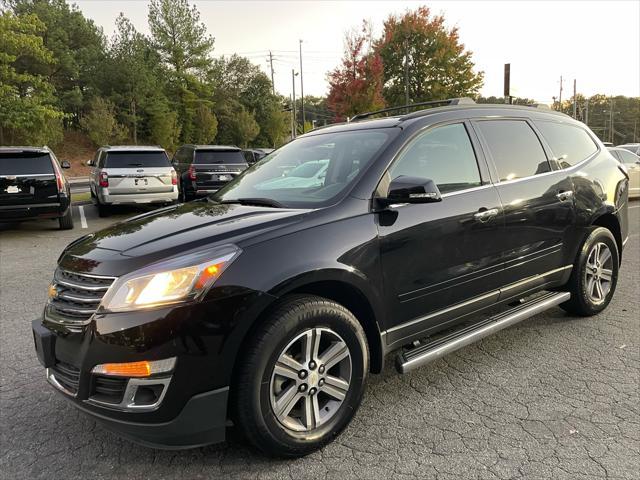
[46,269,116,326]
[91,375,128,404]
[50,362,80,394]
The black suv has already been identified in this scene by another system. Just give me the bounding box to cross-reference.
[0,146,73,229]
[172,145,248,201]
[32,99,629,457]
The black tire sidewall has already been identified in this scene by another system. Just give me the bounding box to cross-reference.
[573,227,619,315]
[239,297,368,456]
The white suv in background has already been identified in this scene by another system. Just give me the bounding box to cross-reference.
[88,146,178,216]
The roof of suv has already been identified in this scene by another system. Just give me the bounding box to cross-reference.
[0,146,51,154]
[100,145,166,152]
[184,145,241,151]
[306,102,573,136]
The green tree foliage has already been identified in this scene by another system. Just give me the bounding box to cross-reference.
[476,96,536,105]
[376,6,484,106]
[0,10,63,145]
[215,100,260,148]
[80,97,127,146]
[261,102,289,148]
[11,0,106,125]
[192,103,218,144]
[327,21,385,121]
[145,97,181,150]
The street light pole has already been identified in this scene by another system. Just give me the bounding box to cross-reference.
[292,69,298,138]
[299,39,305,133]
[269,51,275,95]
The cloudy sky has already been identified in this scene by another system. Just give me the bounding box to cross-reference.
[75,0,640,103]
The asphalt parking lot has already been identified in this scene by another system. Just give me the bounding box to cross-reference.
[1,202,639,480]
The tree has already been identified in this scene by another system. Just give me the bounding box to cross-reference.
[80,97,127,146]
[327,21,385,121]
[145,97,181,150]
[376,6,483,106]
[192,103,218,144]
[261,102,289,148]
[148,0,214,77]
[11,0,106,126]
[215,100,259,148]
[0,11,63,145]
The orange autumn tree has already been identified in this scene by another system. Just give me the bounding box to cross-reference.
[376,6,484,105]
[327,22,385,122]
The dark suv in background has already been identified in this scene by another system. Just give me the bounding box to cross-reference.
[172,145,248,201]
[32,99,628,457]
[0,146,73,229]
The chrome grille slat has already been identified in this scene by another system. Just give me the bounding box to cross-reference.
[47,268,116,326]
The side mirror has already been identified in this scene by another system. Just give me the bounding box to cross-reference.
[380,176,442,206]
[87,159,95,166]
[61,160,71,169]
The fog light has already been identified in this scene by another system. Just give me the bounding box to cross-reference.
[92,357,176,377]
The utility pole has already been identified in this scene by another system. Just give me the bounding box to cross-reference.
[584,97,589,125]
[269,51,275,95]
[299,40,305,133]
[291,69,298,138]
[609,97,614,143]
[558,75,563,109]
[404,36,410,107]
[289,95,294,140]
[572,79,577,118]
[503,63,511,104]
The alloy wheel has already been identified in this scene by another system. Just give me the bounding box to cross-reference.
[585,242,613,304]
[269,327,352,432]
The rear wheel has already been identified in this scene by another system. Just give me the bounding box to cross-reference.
[97,201,110,217]
[561,227,619,316]
[233,295,369,457]
[58,207,74,230]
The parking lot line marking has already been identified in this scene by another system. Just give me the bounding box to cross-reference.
[79,205,88,229]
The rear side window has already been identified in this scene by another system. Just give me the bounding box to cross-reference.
[195,150,247,164]
[388,123,482,194]
[535,121,598,168]
[476,120,550,181]
[617,149,640,165]
[104,151,170,168]
[0,153,54,175]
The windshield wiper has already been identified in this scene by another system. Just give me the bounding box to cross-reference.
[220,197,285,208]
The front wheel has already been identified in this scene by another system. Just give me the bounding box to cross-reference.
[233,295,369,457]
[561,227,619,316]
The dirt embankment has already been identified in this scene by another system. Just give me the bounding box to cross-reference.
[54,131,95,177]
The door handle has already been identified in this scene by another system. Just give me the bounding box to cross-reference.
[473,208,500,222]
[556,190,574,201]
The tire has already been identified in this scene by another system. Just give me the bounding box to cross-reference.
[179,184,192,203]
[58,207,74,230]
[233,295,369,457]
[560,227,619,316]
[96,199,110,218]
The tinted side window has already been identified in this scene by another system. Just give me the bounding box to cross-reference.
[388,123,482,194]
[618,149,639,165]
[535,121,598,168]
[476,120,550,181]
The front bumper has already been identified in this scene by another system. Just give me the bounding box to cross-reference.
[32,285,276,448]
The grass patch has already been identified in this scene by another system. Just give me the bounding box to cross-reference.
[71,191,91,203]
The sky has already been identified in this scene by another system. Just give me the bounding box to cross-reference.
[74,0,640,104]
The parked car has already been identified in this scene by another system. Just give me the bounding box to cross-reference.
[33,98,629,457]
[255,159,329,190]
[88,146,178,217]
[243,148,275,165]
[616,143,640,156]
[0,146,73,229]
[608,147,640,198]
[172,145,248,201]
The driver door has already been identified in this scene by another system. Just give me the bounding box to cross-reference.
[377,122,505,347]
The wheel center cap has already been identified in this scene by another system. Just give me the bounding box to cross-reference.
[308,371,319,387]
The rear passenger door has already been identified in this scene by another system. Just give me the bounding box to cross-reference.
[472,119,577,297]
[378,122,505,346]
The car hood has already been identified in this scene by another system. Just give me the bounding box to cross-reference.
[59,201,309,276]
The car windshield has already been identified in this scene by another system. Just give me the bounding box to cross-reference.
[105,151,169,168]
[212,129,394,208]
[195,150,246,164]
[0,153,53,175]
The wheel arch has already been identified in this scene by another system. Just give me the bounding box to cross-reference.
[591,212,623,261]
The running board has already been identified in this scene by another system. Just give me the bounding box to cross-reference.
[395,291,570,374]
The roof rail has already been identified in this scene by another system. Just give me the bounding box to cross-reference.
[349,97,476,122]
[526,103,551,109]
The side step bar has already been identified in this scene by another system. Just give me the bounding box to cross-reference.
[395,291,570,374]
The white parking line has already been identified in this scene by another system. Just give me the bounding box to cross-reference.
[78,205,88,229]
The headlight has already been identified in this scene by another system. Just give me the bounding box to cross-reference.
[100,244,241,312]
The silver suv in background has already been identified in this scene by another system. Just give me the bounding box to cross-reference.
[88,146,178,217]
